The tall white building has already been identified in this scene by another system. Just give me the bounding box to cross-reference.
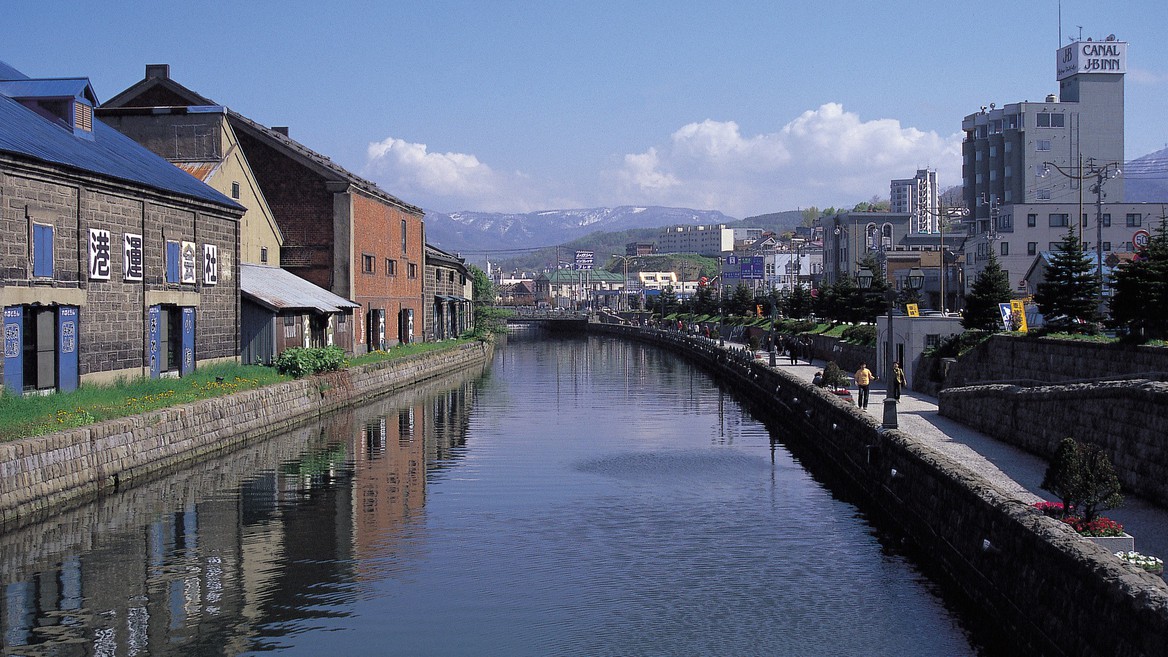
[890,169,939,233]
[657,224,734,256]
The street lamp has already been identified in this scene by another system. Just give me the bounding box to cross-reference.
[857,265,924,428]
[1039,159,1122,309]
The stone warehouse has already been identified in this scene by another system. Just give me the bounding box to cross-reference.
[0,61,243,394]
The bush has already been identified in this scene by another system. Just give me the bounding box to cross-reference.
[841,324,876,345]
[1040,437,1123,522]
[923,330,990,359]
[821,361,849,389]
[276,346,346,378]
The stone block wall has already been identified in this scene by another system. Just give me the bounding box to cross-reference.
[588,324,1168,657]
[939,380,1168,506]
[946,334,1168,387]
[0,340,492,527]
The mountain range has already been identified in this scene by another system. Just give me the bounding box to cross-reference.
[423,206,738,256]
[1125,146,1168,205]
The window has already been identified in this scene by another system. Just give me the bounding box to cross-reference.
[976,125,987,139]
[408,263,417,278]
[976,150,983,161]
[362,253,375,274]
[1036,112,1065,128]
[990,170,997,181]
[1027,214,1037,227]
[1037,140,1051,151]
[1102,213,1111,227]
[989,146,997,157]
[449,271,455,283]
[260,246,268,264]
[1027,242,1038,256]
[1048,213,1068,227]
[284,315,297,326]
[1000,242,1009,256]
[32,223,54,278]
[166,240,181,283]
[387,259,397,276]
[976,173,983,184]
[1102,241,1111,252]
[925,334,941,349]
[1006,115,1018,130]
[401,219,408,253]
[435,269,441,283]
[231,181,240,199]
[1037,189,1051,200]
[1004,165,1012,177]
[1081,213,1088,227]
[997,214,1013,232]
[1126,213,1142,227]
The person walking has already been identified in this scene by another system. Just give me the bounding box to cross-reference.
[891,362,906,401]
[854,362,875,409]
[787,337,798,365]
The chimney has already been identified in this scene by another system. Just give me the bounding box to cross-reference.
[272,126,289,137]
[145,64,170,80]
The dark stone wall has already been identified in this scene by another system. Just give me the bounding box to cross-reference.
[586,324,1168,657]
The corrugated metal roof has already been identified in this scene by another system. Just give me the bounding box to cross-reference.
[0,78,96,103]
[241,263,359,313]
[0,60,30,81]
[174,160,221,182]
[0,93,242,210]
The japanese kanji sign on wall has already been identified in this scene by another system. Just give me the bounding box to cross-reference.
[88,229,112,280]
[123,233,143,281]
[203,244,218,285]
[181,241,197,284]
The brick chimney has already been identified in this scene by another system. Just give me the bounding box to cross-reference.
[272,126,289,137]
[145,64,170,80]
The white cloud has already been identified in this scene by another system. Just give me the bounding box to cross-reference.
[365,104,962,217]
[604,103,962,217]
[364,137,552,212]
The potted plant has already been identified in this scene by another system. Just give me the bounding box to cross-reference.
[1039,438,1131,551]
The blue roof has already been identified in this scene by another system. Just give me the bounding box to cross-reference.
[0,62,241,211]
[0,78,96,103]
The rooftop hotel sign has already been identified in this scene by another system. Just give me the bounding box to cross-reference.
[1057,40,1126,80]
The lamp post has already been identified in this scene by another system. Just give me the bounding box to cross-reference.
[857,265,924,428]
[1040,159,1122,309]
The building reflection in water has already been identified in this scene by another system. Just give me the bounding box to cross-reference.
[0,363,484,656]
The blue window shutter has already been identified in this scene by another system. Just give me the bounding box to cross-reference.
[166,242,180,283]
[33,224,54,277]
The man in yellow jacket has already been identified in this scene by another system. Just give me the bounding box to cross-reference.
[854,363,875,409]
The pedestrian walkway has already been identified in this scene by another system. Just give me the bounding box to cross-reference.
[741,344,1168,562]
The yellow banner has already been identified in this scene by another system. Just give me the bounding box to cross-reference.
[906,303,919,317]
[1010,299,1028,333]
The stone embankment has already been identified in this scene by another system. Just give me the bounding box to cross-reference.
[589,324,1167,657]
[0,340,493,527]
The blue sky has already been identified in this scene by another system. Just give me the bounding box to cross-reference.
[4,0,1167,218]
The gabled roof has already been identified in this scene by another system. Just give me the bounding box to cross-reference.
[0,61,241,211]
[0,78,97,104]
[241,263,359,313]
[101,64,422,216]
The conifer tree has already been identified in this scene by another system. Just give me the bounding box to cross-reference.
[961,251,1012,331]
[1034,228,1100,325]
[1110,220,1168,340]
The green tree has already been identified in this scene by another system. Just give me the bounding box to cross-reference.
[1041,437,1083,516]
[1110,220,1168,340]
[729,283,754,316]
[691,283,717,316]
[800,206,820,228]
[1077,444,1123,522]
[1034,228,1100,326]
[657,284,678,315]
[784,284,814,319]
[468,265,494,304]
[962,251,1012,331]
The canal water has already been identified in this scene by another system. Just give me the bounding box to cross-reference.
[1,332,990,656]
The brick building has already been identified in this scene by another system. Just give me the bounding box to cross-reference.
[102,66,426,353]
[424,245,473,340]
[1,61,243,394]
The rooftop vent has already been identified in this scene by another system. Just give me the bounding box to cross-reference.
[1046,94,1058,103]
[272,126,289,137]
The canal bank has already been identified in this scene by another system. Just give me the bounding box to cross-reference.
[0,340,493,528]
[586,323,1168,657]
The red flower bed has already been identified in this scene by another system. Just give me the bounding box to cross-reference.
[1032,502,1125,537]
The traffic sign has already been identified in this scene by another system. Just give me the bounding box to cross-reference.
[1134,230,1151,250]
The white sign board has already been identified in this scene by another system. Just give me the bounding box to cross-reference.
[1057,40,1126,81]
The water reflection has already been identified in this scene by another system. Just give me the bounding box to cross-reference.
[2,335,987,656]
[1,364,484,656]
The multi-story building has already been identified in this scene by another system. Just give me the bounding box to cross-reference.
[958,35,1155,303]
[1,60,243,394]
[102,66,426,352]
[890,169,939,233]
[657,224,734,256]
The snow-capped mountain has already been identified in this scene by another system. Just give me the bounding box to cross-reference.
[424,206,737,253]
[1126,147,1168,203]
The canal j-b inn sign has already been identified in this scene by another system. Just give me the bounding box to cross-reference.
[1057,39,1126,80]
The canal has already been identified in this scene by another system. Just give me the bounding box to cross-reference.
[1,332,991,656]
